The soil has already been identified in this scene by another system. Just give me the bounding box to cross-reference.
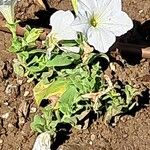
[0,0,150,150]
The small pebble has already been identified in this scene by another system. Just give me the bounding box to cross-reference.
[17,80,23,85]
[90,134,96,141]
[139,9,144,14]
[123,134,128,138]
[0,139,3,144]
[4,102,9,106]
[120,117,127,122]
[24,91,30,97]
[110,63,116,72]
[19,117,25,126]
[30,107,37,113]
[1,112,9,119]
[89,141,93,145]
[8,123,15,128]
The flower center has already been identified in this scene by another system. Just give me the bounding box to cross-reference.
[90,16,98,27]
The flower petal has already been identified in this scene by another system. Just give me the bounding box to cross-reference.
[32,132,51,150]
[97,0,122,15]
[50,10,77,40]
[87,27,116,53]
[72,13,90,34]
[78,0,98,14]
[102,11,133,36]
[58,28,77,40]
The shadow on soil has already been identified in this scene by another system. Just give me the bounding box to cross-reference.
[19,0,57,28]
[50,87,149,150]
[129,88,150,116]
[51,111,97,150]
[111,20,150,65]
[51,124,72,150]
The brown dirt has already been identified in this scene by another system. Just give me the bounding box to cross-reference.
[0,0,150,150]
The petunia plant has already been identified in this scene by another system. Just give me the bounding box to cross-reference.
[3,0,140,149]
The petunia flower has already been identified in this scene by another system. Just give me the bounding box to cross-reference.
[0,0,17,24]
[46,10,80,57]
[32,132,51,150]
[72,0,133,53]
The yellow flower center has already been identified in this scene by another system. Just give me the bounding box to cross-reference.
[90,16,99,27]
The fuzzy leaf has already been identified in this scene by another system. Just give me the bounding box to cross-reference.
[24,28,43,45]
[46,55,73,67]
[31,115,46,133]
[46,53,80,67]
[59,86,79,116]
[33,79,69,106]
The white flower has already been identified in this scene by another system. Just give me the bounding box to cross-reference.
[50,10,77,41]
[32,132,51,150]
[47,10,80,55]
[72,0,133,53]
[0,0,17,24]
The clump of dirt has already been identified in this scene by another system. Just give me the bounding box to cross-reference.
[0,52,37,150]
[62,106,150,150]
[0,0,150,150]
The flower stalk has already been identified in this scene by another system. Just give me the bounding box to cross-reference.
[71,0,78,15]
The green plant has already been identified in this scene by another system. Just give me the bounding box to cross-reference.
[4,0,139,148]
[7,22,139,148]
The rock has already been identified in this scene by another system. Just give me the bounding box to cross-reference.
[0,59,5,79]
[18,101,29,119]
[30,107,37,113]
[123,134,128,138]
[1,112,9,119]
[17,80,23,85]
[0,139,3,144]
[90,134,96,141]
[4,102,9,106]
[24,91,30,97]
[5,84,20,98]
[89,141,93,145]
[18,101,30,127]
[8,123,15,128]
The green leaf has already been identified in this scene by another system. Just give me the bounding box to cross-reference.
[71,0,78,15]
[46,55,73,67]
[33,115,46,125]
[28,64,45,73]
[42,106,53,121]
[46,52,80,67]
[62,116,78,125]
[9,38,22,52]
[17,51,29,63]
[31,115,46,132]
[28,49,45,54]
[124,85,139,105]
[59,86,79,116]
[33,79,70,106]
[24,28,43,45]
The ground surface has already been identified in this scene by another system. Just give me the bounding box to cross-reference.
[0,0,150,150]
